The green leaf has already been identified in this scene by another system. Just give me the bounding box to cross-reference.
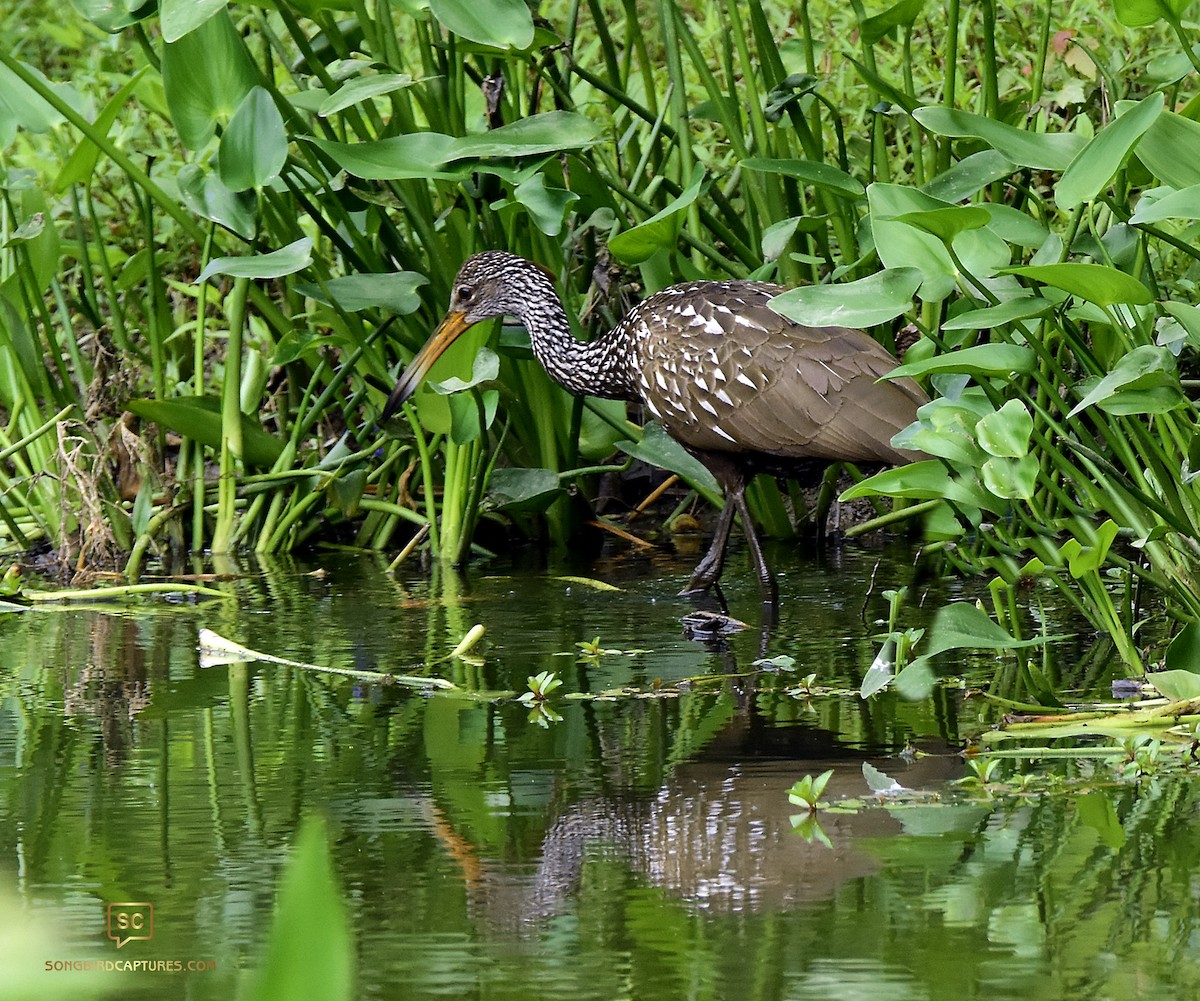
[841,460,996,510]
[921,151,1017,203]
[449,112,600,159]
[1068,345,1182,417]
[1162,301,1200,346]
[308,133,463,181]
[177,164,256,239]
[1145,670,1200,700]
[860,0,926,44]
[446,389,499,444]
[125,397,284,468]
[976,400,1033,458]
[197,238,313,283]
[1164,621,1200,673]
[1059,520,1120,576]
[160,0,228,42]
[1136,111,1200,188]
[429,0,535,49]
[769,267,922,327]
[890,205,992,243]
[513,173,579,237]
[1130,183,1200,223]
[1003,263,1153,306]
[429,347,501,394]
[1113,0,1194,27]
[487,467,563,514]
[924,601,1060,656]
[1056,93,1163,210]
[294,272,428,314]
[68,0,155,32]
[318,73,416,116]
[219,87,288,191]
[1076,791,1126,850]
[890,343,1036,379]
[913,107,1086,171]
[941,296,1052,331]
[54,69,148,191]
[615,421,721,497]
[161,9,258,149]
[608,164,705,265]
[981,454,1039,499]
[740,157,865,199]
[241,817,352,1001]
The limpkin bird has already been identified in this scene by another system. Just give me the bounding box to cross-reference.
[381,251,926,599]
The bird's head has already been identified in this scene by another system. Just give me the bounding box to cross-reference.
[379,251,554,421]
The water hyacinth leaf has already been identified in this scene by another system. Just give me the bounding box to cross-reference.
[197,237,313,283]
[982,204,1052,248]
[308,133,463,181]
[446,389,499,444]
[921,150,1016,203]
[1056,93,1163,209]
[125,397,284,468]
[1004,263,1153,306]
[449,112,600,159]
[608,164,704,265]
[0,60,73,145]
[1164,621,1200,673]
[177,164,256,238]
[429,0,535,49]
[1114,0,1194,26]
[923,601,1061,656]
[941,296,1052,331]
[1135,111,1200,188]
[860,640,895,698]
[615,421,721,496]
[160,0,227,42]
[740,157,865,198]
[860,0,926,45]
[1060,520,1120,577]
[889,205,992,243]
[514,174,579,237]
[219,87,288,191]
[1163,301,1200,345]
[326,469,368,517]
[976,400,1033,458]
[68,0,155,31]
[1148,670,1200,700]
[1130,183,1200,223]
[294,272,428,314]
[769,267,922,327]
[893,656,938,701]
[762,217,801,261]
[161,9,258,149]
[244,818,353,1001]
[867,184,957,300]
[841,460,996,510]
[981,454,1039,499]
[487,467,563,514]
[318,73,416,116]
[913,107,1085,171]
[890,343,1036,379]
[429,347,501,395]
[1068,345,1181,417]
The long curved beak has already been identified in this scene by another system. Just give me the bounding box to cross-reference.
[379,310,473,423]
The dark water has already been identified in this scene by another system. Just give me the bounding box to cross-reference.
[2,543,1199,1000]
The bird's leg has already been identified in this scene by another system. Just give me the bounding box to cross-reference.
[730,486,779,604]
[680,495,738,596]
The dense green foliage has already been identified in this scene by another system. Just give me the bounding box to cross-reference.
[3,1,1200,667]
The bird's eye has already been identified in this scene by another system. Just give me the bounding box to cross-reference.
[457,285,474,304]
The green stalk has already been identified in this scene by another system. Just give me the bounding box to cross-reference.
[212,277,250,553]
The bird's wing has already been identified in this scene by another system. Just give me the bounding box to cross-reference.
[630,282,926,464]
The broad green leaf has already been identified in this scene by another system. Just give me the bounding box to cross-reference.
[1130,183,1200,223]
[161,0,227,42]
[1145,670,1200,700]
[55,69,147,191]
[68,0,155,31]
[740,157,865,199]
[1004,263,1153,306]
[197,238,313,283]
[1163,301,1200,345]
[219,87,288,191]
[161,10,258,149]
[976,400,1033,458]
[1136,111,1200,188]
[840,460,996,510]
[1164,621,1200,673]
[924,601,1061,656]
[860,0,926,44]
[487,467,563,514]
[177,164,256,238]
[941,296,1052,331]
[762,217,801,261]
[446,389,499,444]
[921,151,1016,203]
[430,347,500,394]
[326,469,367,517]
[890,205,992,243]
[429,0,535,49]
[615,421,721,497]
[308,133,463,181]
[448,112,600,159]
[983,204,1052,248]
[769,267,922,327]
[318,74,416,116]
[608,165,705,265]
[1059,519,1120,576]
[125,397,284,468]
[1113,0,1194,27]
[0,60,71,144]
[1056,93,1163,209]
[913,107,1086,171]
[514,174,579,237]
[981,454,1039,499]
[242,818,352,1001]
[294,272,428,314]
[890,343,1036,379]
[860,641,894,698]
[1068,345,1181,417]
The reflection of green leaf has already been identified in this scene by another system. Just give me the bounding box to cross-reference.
[1076,791,1126,850]
[242,817,353,1001]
